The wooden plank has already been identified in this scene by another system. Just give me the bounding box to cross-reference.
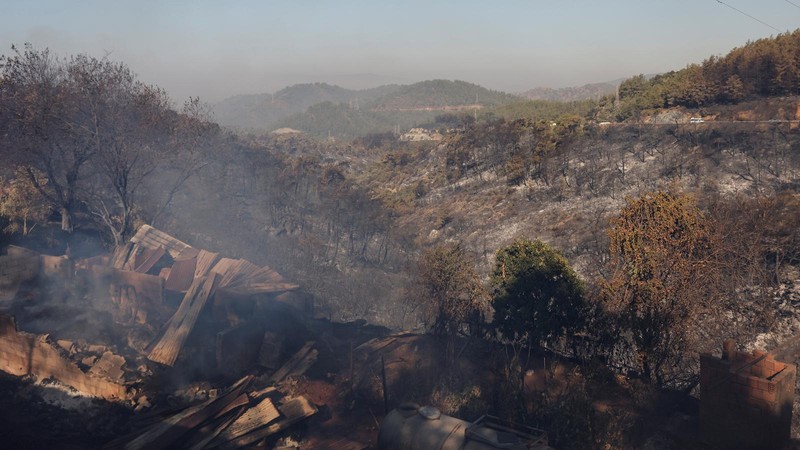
[123,401,209,450]
[213,393,251,420]
[248,386,277,402]
[147,273,220,366]
[247,266,290,289]
[123,375,252,450]
[147,275,206,365]
[270,341,315,383]
[218,396,318,449]
[130,402,197,426]
[186,407,246,450]
[224,282,299,295]
[215,397,280,443]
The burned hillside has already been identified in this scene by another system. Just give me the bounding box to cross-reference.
[3,34,800,449]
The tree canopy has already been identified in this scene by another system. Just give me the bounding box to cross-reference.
[602,191,721,385]
[0,44,213,244]
[613,29,800,119]
[415,243,489,338]
[490,238,587,347]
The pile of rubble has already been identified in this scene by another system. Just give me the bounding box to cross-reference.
[111,356,321,449]
[0,225,333,448]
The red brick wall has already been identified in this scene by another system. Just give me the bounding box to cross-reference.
[700,340,795,449]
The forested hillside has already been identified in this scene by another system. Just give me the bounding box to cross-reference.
[212,82,400,130]
[214,79,521,137]
[521,81,618,102]
[612,29,800,120]
[273,102,440,139]
[368,79,520,110]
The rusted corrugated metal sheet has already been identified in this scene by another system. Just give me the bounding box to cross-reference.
[213,258,299,295]
[133,246,166,274]
[131,224,193,259]
[165,256,197,292]
[111,243,134,270]
[194,250,220,279]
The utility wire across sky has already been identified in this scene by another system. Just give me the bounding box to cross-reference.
[716,0,783,33]
[784,0,800,11]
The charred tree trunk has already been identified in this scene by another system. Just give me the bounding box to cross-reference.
[60,206,74,232]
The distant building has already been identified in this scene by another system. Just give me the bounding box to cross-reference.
[270,127,303,136]
[399,128,444,142]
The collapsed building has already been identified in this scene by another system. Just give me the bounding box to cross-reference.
[0,224,326,448]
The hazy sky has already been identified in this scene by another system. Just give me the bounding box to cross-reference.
[2,1,797,102]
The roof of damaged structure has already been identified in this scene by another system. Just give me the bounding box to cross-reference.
[0,230,365,448]
[106,225,301,367]
[118,224,299,297]
[130,224,193,259]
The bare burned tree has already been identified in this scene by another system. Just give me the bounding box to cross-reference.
[67,54,175,246]
[0,45,91,232]
[412,243,489,362]
[148,97,213,228]
[1,45,210,245]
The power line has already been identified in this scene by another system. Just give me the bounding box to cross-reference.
[785,0,800,10]
[716,0,782,33]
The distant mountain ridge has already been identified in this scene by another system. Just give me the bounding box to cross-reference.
[521,81,619,102]
[212,82,401,130]
[212,79,521,132]
[369,79,520,111]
